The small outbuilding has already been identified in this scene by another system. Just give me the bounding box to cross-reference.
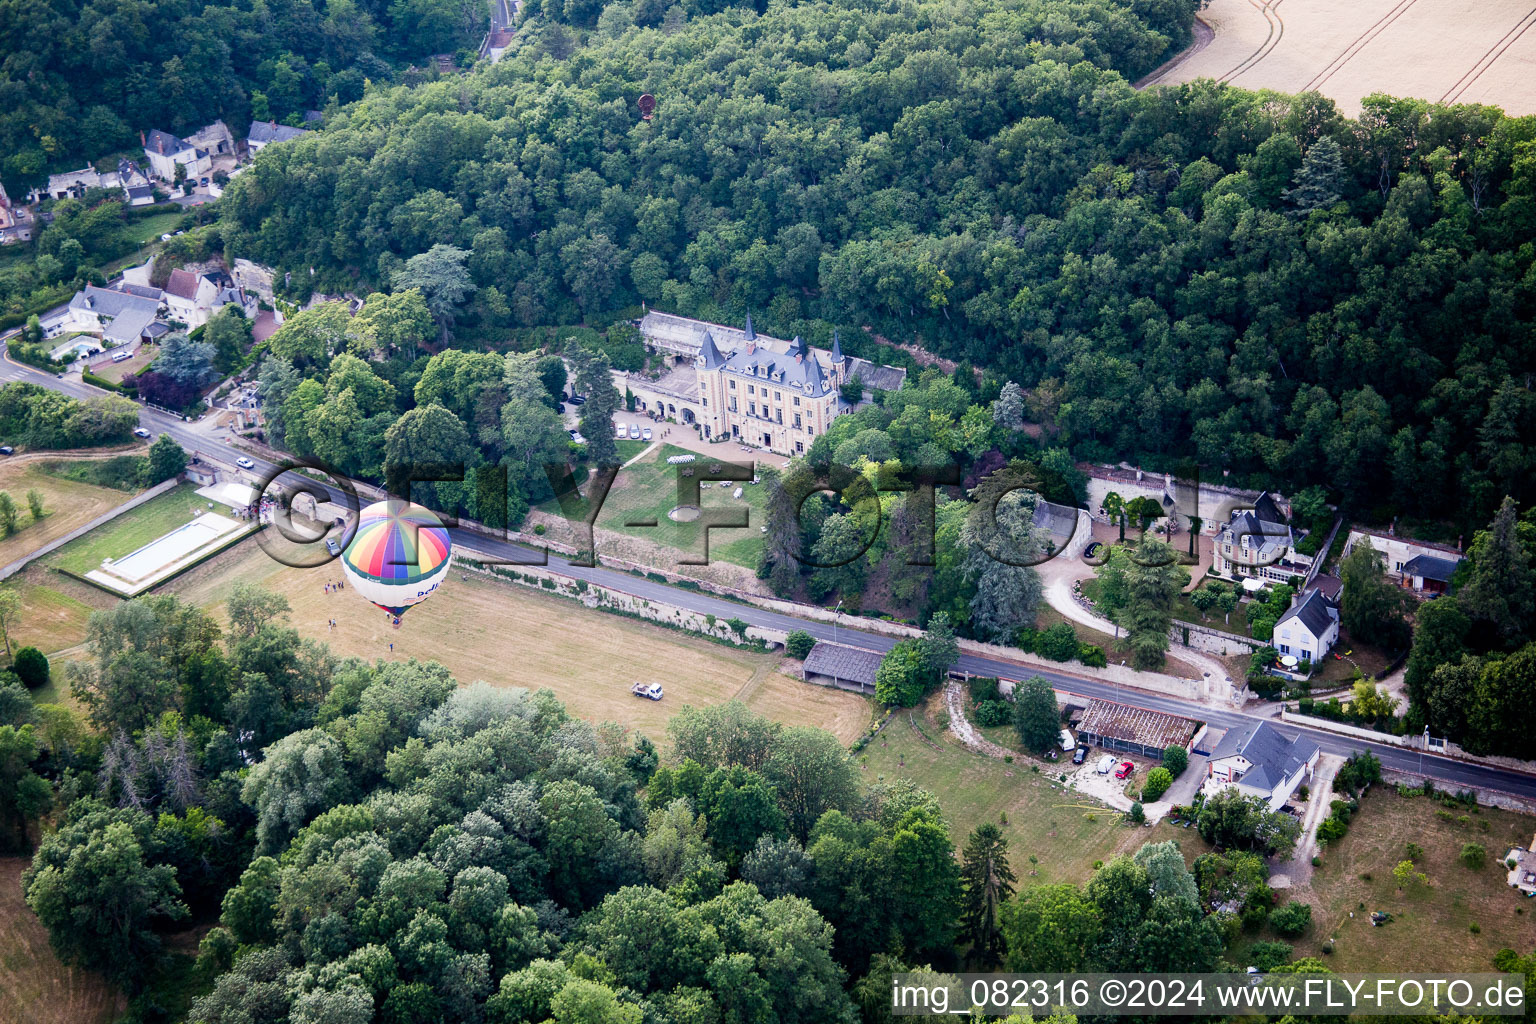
[1074,697,1204,759]
[801,641,884,695]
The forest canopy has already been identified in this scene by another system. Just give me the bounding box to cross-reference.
[218,0,1536,524]
[0,0,488,183]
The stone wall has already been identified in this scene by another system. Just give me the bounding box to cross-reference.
[457,555,786,650]
[1170,619,1262,656]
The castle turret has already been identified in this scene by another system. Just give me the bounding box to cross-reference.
[744,313,756,341]
[697,330,725,370]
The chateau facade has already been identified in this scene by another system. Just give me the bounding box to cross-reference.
[623,311,907,456]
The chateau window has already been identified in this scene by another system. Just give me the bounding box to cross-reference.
[807,426,814,437]
[729,379,736,390]
[796,441,804,453]
[729,398,737,412]
[776,410,782,424]
[794,413,801,429]
[749,403,756,416]
[775,391,781,401]
[747,385,754,395]
[793,396,800,407]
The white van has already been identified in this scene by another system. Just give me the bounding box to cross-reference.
[1059,728,1075,752]
[111,350,132,363]
[1096,754,1116,775]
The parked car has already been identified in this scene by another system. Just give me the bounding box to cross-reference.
[0,446,12,456]
[133,427,152,438]
[1096,755,1115,775]
[628,424,641,439]
[113,350,133,363]
[569,394,587,405]
[325,539,341,556]
[631,682,664,700]
[642,427,652,441]
[1073,745,1089,765]
[200,177,210,186]
[236,456,255,469]
[1115,760,1135,780]
[556,403,566,414]
[1059,728,1075,751]
[571,432,586,444]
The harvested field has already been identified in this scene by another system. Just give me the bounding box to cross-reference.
[0,858,123,1024]
[161,537,869,746]
[1291,788,1536,970]
[1146,0,1536,116]
[0,461,138,571]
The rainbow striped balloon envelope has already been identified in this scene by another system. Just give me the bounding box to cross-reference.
[340,500,453,616]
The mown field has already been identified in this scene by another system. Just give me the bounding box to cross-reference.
[0,460,138,570]
[0,858,122,1024]
[1289,787,1536,970]
[862,698,1162,886]
[161,536,871,746]
[43,482,205,576]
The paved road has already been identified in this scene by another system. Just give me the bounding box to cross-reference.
[4,342,1535,801]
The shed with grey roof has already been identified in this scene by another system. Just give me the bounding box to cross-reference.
[802,642,885,694]
[1074,698,1204,759]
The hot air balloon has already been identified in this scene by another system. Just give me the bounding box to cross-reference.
[340,499,453,617]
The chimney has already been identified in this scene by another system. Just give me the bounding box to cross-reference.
[157,138,164,154]
[140,130,146,146]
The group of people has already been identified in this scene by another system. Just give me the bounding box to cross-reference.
[236,496,281,524]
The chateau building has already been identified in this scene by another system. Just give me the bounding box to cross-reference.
[623,311,906,456]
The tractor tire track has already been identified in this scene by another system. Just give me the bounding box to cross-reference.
[1440,5,1536,104]
[1301,0,1421,93]
[1220,0,1287,84]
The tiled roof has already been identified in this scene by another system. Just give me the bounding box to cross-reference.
[145,129,189,155]
[1276,588,1335,638]
[1076,698,1202,749]
[248,120,309,145]
[802,642,884,686]
[164,269,202,301]
[1211,721,1318,790]
[69,284,160,319]
[1402,554,1461,582]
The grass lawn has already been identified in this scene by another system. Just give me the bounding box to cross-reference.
[121,211,186,247]
[616,439,648,462]
[160,536,871,746]
[1289,788,1536,971]
[44,482,204,576]
[861,698,1153,885]
[0,460,141,570]
[0,572,101,657]
[92,347,156,383]
[544,443,768,568]
[0,858,123,1024]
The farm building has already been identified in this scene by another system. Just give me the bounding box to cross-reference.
[801,642,883,695]
[1073,697,1204,759]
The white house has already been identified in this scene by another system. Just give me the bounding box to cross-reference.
[1273,587,1339,666]
[1343,528,1464,595]
[1204,721,1320,810]
[144,129,213,183]
[162,268,256,328]
[246,120,310,155]
[62,284,164,346]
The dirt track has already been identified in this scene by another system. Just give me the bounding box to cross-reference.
[1145,0,1536,116]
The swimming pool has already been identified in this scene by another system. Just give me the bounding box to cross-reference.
[105,517,230,582]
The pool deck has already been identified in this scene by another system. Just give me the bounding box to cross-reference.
[85,511,256,596]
